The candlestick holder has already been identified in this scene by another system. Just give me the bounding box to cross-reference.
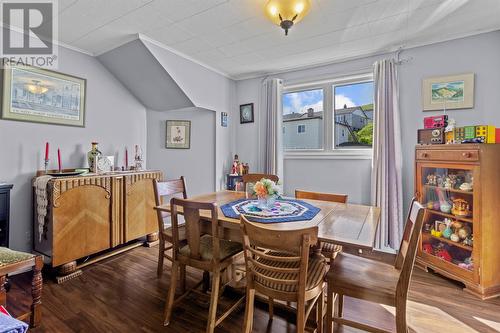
[44,159,49,174]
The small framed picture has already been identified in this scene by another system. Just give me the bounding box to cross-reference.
[166,120,191,149]
[221,112,228,127]
[240,103,254,124]
[422,73,475,111]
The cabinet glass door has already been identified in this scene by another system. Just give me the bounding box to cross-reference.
[420,166,474,272]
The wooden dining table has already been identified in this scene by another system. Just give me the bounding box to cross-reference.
[155,190,381,251]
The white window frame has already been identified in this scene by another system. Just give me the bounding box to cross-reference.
[297,124,306,133]
[283,73,373,160]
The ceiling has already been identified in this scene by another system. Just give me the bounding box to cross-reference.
[38,0,500,79]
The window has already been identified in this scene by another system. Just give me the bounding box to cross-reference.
[282,74,374,153]
[282,88,323,150]
[334,81,374,148]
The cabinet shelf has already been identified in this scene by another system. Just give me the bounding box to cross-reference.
[423,184,473,195]
[426,209,473,223]
[422,232,473,251]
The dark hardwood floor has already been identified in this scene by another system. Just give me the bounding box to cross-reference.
[6,246,500,332]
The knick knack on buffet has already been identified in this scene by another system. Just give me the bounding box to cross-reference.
[134,145,144,171]
[87,142,102,172]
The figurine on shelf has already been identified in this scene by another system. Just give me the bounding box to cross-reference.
[443,177,453,190]
[451,198,470,217]
[463,236,473,247]
[87,142,102,172]
[134,145,144,171]
[436,248,452,262]
[450,233,460,242]
[426,174,437,186]
[423,243,433,254]
[459,182,473,192]
[458,226,471,239]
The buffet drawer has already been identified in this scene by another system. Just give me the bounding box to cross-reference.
[416,149,479,162]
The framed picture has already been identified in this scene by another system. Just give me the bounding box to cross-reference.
[166,120,191,149]
[1,65,86,127]
[422,73,474,111]
[240,103,254,124]
[221,112,228,127]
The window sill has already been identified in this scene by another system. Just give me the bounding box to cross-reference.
[284,150,372,160]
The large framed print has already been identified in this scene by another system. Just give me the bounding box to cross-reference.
[1,65,86,127]
[422,73,474,111]
[166,120,191,149]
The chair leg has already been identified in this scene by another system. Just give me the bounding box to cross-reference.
[316,291,324,333]
[179,264,186,293]
[334,294,343,318]
[268,297,274,320]
[202,271,210,292]
[163,261,178,326]
[243,287,255,333]
[206,270,221,333]
[326,289,333,333]
[157,239,165,278]
[30,257,43,328]
[0,275,6,307]
[296,297,306,333]
[395,299,409,333]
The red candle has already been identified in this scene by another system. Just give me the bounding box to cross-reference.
[45,142,49,160]
[57,148,62,172]
[125,147,128,169]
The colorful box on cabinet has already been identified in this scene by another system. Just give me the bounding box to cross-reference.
[445,129,456,144]
[455,127,466,143]
[464,126,476,140]
[497,128,500,143]
[475,125,496,143]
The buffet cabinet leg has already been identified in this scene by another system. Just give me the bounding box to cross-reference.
[56,261,83,284]
[145,232,159,248]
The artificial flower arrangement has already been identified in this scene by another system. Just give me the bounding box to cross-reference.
[252,178,281,208]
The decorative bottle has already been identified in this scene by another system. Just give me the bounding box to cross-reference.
[87,142,102,172]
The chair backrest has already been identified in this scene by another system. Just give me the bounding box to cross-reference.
[153,177,187,231]
[295,189,348,203]
[170,198,220,262]
[240,215,319,294]
[394,199,426,295]
[242,173,279,186]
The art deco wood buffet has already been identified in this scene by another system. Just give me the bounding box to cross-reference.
[415,144,500,299]
[33,170,162,282]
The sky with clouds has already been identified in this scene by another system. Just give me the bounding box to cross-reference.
[283,82,373,115]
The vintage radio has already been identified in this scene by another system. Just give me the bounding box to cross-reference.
[424,115,448,129]
[475,125,496,143]
[418,128,444,145]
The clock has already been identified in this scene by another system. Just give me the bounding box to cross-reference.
[95,156,114,173]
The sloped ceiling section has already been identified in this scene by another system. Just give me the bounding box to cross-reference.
[98,39,194,111]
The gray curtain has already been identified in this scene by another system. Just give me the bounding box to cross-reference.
[263,78,284,180]
[371,59,403,250]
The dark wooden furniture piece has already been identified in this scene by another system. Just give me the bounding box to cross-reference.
[415,144,500,299]
[33,170,162,282]
[153,177,188,277]
[0,249,43,327]
[295,189,348,259]
[240,215,327,333]
[164,198,244,333]
[155,191,380,250]
[0,184,13,247]
[226,174,243,191]
[326,199,425,333]
[242,173,279,187]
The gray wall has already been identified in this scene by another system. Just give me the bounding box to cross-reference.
[235,31,500,208]
[0,30,147,251]
[146,107,216,196]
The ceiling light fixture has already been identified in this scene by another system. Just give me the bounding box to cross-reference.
[264,0,311,36]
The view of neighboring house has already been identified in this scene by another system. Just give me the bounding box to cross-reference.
[283,104,373,150]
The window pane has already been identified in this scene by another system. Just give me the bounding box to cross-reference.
[282,89,323,150]
[334,81,374,148]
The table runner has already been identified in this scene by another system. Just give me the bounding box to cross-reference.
[221,199,320,223]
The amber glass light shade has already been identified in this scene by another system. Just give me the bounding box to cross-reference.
[264,0,311,35]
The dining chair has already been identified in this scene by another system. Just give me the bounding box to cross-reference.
[163,198,244,333]
[325,199,425,333]
[240,215,328,333]
[295,189,348,260]
[153,177,188,278]
[242,173,279,187]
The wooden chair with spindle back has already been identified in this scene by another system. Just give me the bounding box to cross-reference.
[242,173,279,188]
[153,177,187,278]
[163,198,244,333]
[240,215,328,333]
[326,199,426,333]
[295,189,348,260]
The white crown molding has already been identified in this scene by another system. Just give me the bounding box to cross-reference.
[137,33,234,80]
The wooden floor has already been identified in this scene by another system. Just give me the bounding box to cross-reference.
[6,246,500,333]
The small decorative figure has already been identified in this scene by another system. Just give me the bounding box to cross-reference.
[436,248,452,262]
[459,182,473,191]
[134,145,144,170]
[445,118,456,133]
[451,198,470,217]
[440,201,452,214]
[450,233,460,242]
[87,142,102,172]
[443,177,453,189]
[458,226,471,239]
[423,243,433,254]
[463,236,473,247]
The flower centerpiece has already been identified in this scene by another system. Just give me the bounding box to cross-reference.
[252,178,281,209]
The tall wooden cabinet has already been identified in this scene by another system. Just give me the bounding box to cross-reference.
[415,144,500,299]
[34,170,162,278]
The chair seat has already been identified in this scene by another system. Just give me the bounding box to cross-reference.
[327,253,399,304]
[255,251,327,293]
[179,235,242,261]
[162,217,187,241]
[0,247,35,267]
[321,242,342,255]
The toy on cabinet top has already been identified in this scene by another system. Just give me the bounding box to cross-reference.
[230,154,249,176]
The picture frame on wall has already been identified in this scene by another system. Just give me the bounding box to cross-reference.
[166,120,191,149]
[240,103,254,124]
[221,112,228,127]
[1,65,87,127]
[422,73,475,111]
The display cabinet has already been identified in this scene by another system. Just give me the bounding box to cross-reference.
[415,144,500,299]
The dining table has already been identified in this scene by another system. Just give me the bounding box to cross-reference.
[155,190,381,251]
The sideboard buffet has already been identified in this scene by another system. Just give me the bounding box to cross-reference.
[33,170,162,282]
